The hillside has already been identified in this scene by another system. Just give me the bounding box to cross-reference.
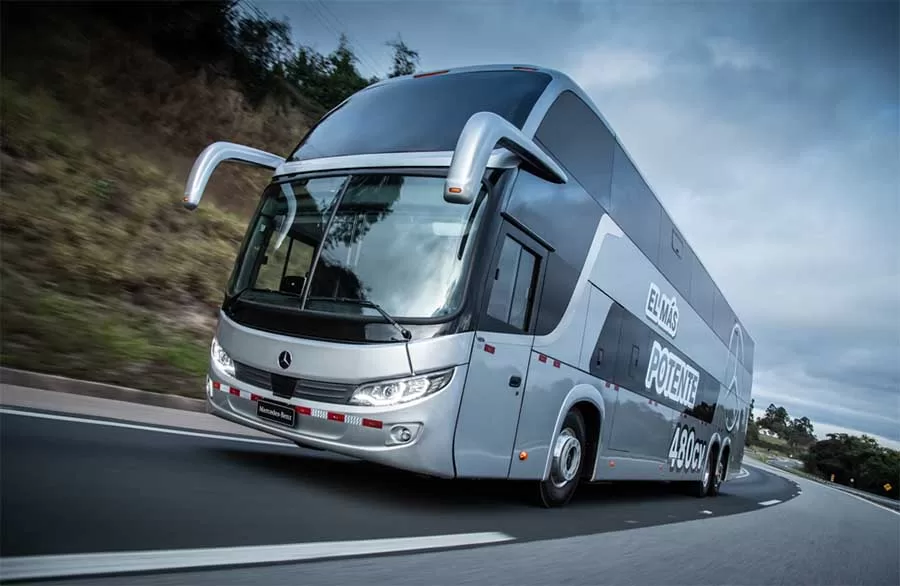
[0,2,418,396]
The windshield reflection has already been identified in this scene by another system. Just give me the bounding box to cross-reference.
[230,173,487,321]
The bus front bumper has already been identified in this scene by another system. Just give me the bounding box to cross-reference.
[204,365,467,479]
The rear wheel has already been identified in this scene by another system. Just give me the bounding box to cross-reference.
[535,408,586,508]
[688,444,717,498]
[708,448,727,496]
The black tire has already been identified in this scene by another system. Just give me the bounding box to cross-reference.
[688,444,717,498]
[708,448,726,497]
[535,408,587,508]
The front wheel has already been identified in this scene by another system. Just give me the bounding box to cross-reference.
[535,408,586,508]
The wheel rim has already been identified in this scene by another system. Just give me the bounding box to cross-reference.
[550,427,582,488]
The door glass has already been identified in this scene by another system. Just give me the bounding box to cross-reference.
[487,235,539,331]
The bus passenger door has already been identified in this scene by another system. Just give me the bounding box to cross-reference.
[454,221,547,479]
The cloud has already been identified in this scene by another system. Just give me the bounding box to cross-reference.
[561,3,899,445]
[259,0,900,446]
[705,37,772,71]
[570,46,662,90]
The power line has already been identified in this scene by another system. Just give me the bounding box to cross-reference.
[314,0,384,77]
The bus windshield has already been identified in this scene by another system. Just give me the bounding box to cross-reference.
[229,173,488,320]
[288,70,552,161]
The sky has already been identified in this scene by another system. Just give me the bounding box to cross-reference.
[255,0,900,448]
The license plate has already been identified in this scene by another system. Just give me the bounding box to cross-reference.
[256,399,295,427]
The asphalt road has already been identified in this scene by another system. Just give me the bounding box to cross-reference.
[0,396,896,585]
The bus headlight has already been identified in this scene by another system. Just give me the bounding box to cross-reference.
[210,337,235,377]
[349,369,454,407]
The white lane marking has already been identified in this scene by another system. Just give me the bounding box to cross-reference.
[0,532,515,581]
[735,467,750,479]
[817,483,900,516]
[758,500,781,506]
[748,459,900,517]
[0,407,291,448]
[700,510,713,515]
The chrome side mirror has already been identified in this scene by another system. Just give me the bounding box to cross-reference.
[182,142,285,210]
[444,111,568,204]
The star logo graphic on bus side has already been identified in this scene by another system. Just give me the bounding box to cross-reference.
[723,323,745,433]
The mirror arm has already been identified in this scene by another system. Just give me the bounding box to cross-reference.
[444,111,568,204]
[183,141,285,210]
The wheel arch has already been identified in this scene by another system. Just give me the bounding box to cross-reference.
[706,431,724,477]
[720,436,733,477]
[541,384,606,482]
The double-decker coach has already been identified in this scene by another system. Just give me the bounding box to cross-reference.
[183,64,755,507]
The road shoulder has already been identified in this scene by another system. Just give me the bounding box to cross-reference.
[0,383,277,441]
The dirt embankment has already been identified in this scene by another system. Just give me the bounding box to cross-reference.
[1,8,316,396]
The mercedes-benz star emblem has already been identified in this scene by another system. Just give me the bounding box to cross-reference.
[277,351,292,370]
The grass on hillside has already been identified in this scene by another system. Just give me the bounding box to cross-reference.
[0,10,323,396]
[0,79,251,396]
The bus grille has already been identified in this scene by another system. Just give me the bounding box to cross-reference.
[233,362,357,404]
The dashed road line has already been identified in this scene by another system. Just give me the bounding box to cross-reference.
[758,499,781,506]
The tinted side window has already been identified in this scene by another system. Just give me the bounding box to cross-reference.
[487,235,540,332]
[590,302,624,381]
[657,211,692,298]
[743,333,755,373]
[503,170,604,335]
[689,255,715,326]
[610,144,661,264]
[290,71,552,160]
[712,285,735,344]
[614,310,650,392]
[534,91,615,209]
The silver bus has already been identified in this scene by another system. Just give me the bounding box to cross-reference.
[183,64,755,507]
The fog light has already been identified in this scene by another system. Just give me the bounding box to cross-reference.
[391,426,413,443]
[206,377,214,398]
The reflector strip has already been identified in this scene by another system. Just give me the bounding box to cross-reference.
[536,353,562,368]
[414,69,449,78]
[211,381,384,430]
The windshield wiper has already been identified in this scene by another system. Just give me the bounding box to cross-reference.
[307,296,412,341]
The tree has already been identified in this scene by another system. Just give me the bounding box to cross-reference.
[386,35,420,78]
[804,433,900,500]
[784,416,816,450]
[746,398,760,445]
[759,403,790,437]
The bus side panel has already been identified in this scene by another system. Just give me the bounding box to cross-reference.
[507,272,607,481]
[588,218,729,394]
[507,355,616,481]
[453,331,533,479]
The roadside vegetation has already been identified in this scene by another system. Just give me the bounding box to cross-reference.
[745,400,898,501]
[0,1,421,394]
